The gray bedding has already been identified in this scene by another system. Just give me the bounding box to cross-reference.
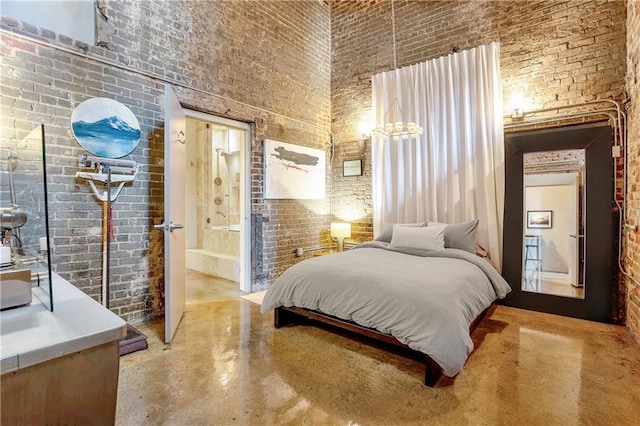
[260,241,511,377]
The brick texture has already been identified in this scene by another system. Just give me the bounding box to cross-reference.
[2,0,637,338]
[1,1,331,321]
[625,0,640,343]
[330,0,629,322]
[331,0,627,236]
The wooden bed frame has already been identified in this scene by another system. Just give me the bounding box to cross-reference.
[274,304,495,387]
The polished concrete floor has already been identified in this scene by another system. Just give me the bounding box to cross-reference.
[117,272,640,425]
[185,269,241,303]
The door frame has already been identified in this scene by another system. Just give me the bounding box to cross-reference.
[502,122,614,322]
[183,109,252,293]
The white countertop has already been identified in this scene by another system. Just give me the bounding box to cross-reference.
[1,273,127,374]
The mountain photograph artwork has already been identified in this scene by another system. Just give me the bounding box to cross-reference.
[71,97,141,158]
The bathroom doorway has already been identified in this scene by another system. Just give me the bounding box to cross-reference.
[183,110,251,301]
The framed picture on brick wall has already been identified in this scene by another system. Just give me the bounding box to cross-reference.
[264,139,325,199]
[343,159,362,177]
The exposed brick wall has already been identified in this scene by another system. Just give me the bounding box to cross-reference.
[331,1,627,242]
[2,0,635,334]
[625,0,640,343]
[1,32,167,319]
[330,0,628,322]
[1,1,331,321]
[331,136,373,241]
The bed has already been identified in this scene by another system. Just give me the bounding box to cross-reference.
[260,222,511,386]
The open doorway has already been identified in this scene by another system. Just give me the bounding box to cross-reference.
[183,110,251,302]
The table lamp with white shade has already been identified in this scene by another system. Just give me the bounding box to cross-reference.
[331,222,351,252]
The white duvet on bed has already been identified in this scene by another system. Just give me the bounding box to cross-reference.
[261,242,511,377]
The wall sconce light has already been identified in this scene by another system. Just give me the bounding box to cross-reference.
[330,222,351,252]
[358,121,371,138]
[357,121,371,150]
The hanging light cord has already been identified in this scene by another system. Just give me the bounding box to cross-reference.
[391,0,397,70]
[391,0,399,119]
[372,0,423,140]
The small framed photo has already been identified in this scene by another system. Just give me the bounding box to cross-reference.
[343,159,363,177]
[527,210,552,229]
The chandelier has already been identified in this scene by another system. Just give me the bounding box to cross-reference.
[372,0,423,141]
[372,120,423,140]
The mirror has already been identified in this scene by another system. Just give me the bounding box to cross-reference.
[503,123,613,322]
[522,149,585,299]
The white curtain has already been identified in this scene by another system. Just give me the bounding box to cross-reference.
[372,42,505,270]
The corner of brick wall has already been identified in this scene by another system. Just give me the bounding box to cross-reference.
[624,0,640,344]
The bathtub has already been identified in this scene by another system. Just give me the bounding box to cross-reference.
[186,249,240,282]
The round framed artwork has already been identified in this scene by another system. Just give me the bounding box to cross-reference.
[71,97,141,158]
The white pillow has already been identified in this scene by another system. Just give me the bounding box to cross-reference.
[374,221,427,243]
[389,224,446,251]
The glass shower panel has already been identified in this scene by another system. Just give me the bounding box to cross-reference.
[0,125,53,310]
[210,126,228,228]
[208,125,242,231]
